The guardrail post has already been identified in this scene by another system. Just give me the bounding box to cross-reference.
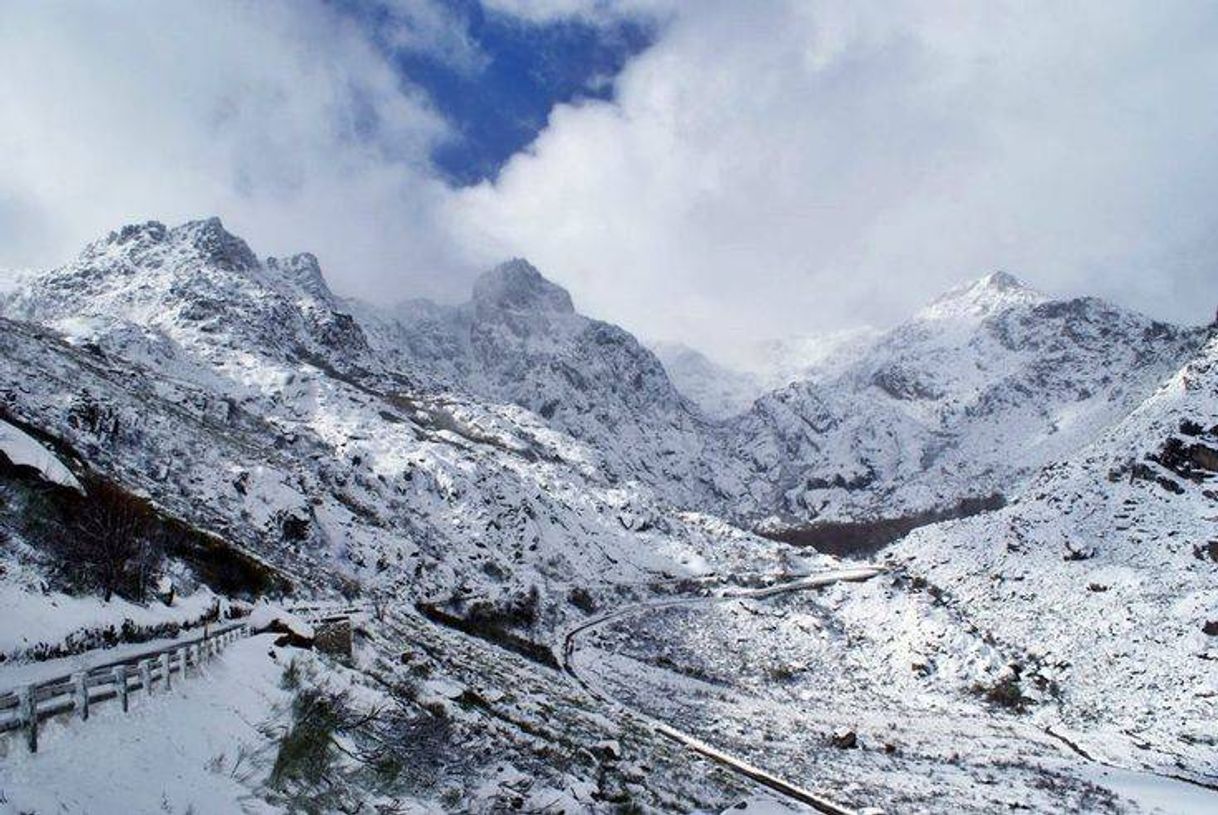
[19,685,37,753]
[191,643,200,668]
[114,665,129,712]
[178,647,189,679]
[160,652,172,691]
[73,672,89,721]
[140,659,153,696]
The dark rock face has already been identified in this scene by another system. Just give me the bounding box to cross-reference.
[177,217,259,272]
[314,619,353,659]
[830,728,858,749]
[1150,433,1218,483]
[472,259,575,316]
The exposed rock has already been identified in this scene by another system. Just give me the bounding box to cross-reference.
[830,727,858,749]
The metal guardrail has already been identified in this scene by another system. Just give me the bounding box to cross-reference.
[0,620,250,753]
[0,602,374,754]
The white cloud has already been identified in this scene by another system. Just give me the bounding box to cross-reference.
[451,0,1218,355]
[0,0,472,302]
[479,0,636,25]
[378,0,489,75]
[3,1,1216,356]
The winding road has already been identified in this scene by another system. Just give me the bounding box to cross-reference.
[558,566,886,815]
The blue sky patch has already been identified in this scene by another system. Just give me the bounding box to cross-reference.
[337,0,654,185]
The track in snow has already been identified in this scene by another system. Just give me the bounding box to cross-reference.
[559,566,886,815]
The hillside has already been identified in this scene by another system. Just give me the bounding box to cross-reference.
[2,218,1214,813]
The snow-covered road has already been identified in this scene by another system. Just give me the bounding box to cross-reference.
[559,566,887,815]
[562,564,1218,815]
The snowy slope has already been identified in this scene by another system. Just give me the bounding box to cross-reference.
[0,222,804,632]
[880,329,1218,780]
[650,341,764,419]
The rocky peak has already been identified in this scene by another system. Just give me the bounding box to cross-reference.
[169,217,259,272]
[919,270,1046,322]
[266,252,332,303]
[980,270,1026,291]
[472,259,575,317]
[80,216,258,275]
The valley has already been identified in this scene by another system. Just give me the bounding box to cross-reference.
[0,218,1214,813]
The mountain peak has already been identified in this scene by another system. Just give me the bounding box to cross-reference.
[266,252,332,302]
[85,216,258,274]
[472,259,575,315]
[980,270,1026,290]
[920,270,1046,321]
[168,217,258,272]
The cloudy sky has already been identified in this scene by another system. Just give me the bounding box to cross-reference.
[3,1,1217,359]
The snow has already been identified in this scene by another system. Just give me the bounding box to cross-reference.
[1075,764,1218,815]
[246,602,314,639]
[0,579,223,669]
[0,418,82,492]
[0,634,289,814]
[1,217,1215,813]
[717,797,803,814]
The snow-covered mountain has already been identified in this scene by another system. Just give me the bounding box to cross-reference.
[726,272,1204,535]
[3,223,1201,545]
[876,327,1218,781]
[350,259,721,509]
[3,217,1216,812]
[0,221,789,624]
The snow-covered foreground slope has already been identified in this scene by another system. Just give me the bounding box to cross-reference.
[1,634,292,813]
[0,619,772,814]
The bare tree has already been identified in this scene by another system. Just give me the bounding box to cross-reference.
[68,480,154,601]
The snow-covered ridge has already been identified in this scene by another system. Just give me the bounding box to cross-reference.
[1,218,1206,536]
[0,218,374,396]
